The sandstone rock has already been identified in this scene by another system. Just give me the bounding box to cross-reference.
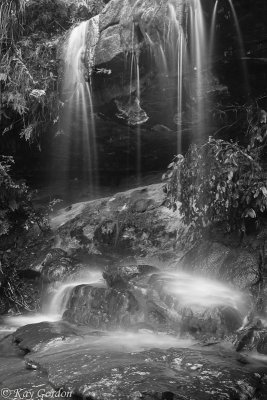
[63,285,144,328]
[62,268,243,338]
[180,305,242,338]
[33,248,77,283]
[103,264,158,289]
[51,184,181,261]
[13,321,84,353]
[181,241,259,290]
[234,319,266,353]
[257,332,267,355]
[22,328,264,400]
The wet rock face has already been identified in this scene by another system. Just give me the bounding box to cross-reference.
[95,0,185,63]
[63,285,143,328]
[33,248,77,283]
[234,317,267,355]
[181,241,259,290]
[51,184,181,261]
[103,264,159,289]
[19,324,265,400]
[88,0,188,118]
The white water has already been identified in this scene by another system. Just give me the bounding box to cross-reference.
[60,17,99,189]
[159,271,246,310]
[3,270,104,329]
[44,270,105,319]
[60,330,195,354]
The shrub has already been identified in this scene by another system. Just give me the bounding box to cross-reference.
[0,156,49,236]
[163,137,267,242]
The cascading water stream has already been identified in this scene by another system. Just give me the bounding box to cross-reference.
[188,0,208,140]
[209,0,219,64]
[227,0,249,94]
[147,0,208,150]
[44,270,105,319]
[3,270,105,328]
[60,18,99,191]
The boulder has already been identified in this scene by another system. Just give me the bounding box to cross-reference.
[103,264,159,289]
[257,332,267,355]
[62,267,243,338]
[13,321,85,353]
[181,241,259,290]
[63,285,144,328]
[50,184,182,262]
[33,248,77,283]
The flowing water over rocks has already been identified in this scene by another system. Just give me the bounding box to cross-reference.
[1,184,267,399]
[1,321,266,400]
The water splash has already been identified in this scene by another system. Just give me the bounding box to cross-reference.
[60,17,99,191]
[160,271,245,310]
[3,270,105,329]
[44,270,105,319]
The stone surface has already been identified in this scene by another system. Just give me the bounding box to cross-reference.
[181,241,259,290]
[1,322,266,400]
[50,183,181,262]
[61,266,243,338]
[18,326,267,400]
[103,264,159,289]
[63,285,144,329]
[0,333,68,400]
[32,248,77,283]
[258,333,267,355]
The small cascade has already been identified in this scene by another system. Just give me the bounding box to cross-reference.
[45,282,80,319]
[3,271,105,328]
[60,17,99,191]
[44,270,104,319]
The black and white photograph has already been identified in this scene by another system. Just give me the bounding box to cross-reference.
[1,0,267,399]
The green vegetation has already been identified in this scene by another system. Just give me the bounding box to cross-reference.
[0,156,50,236]
[0,0,105,142]
[163,105,267,243]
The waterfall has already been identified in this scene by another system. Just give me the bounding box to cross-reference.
[209,0,219,63]
[227,0,249,94]
[44,270,105,319]
[60,17,99,191]
[145,0,208,152]
[3,271,105,328]
[208,0,249,94]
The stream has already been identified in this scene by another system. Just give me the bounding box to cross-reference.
[1,268,267,399]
